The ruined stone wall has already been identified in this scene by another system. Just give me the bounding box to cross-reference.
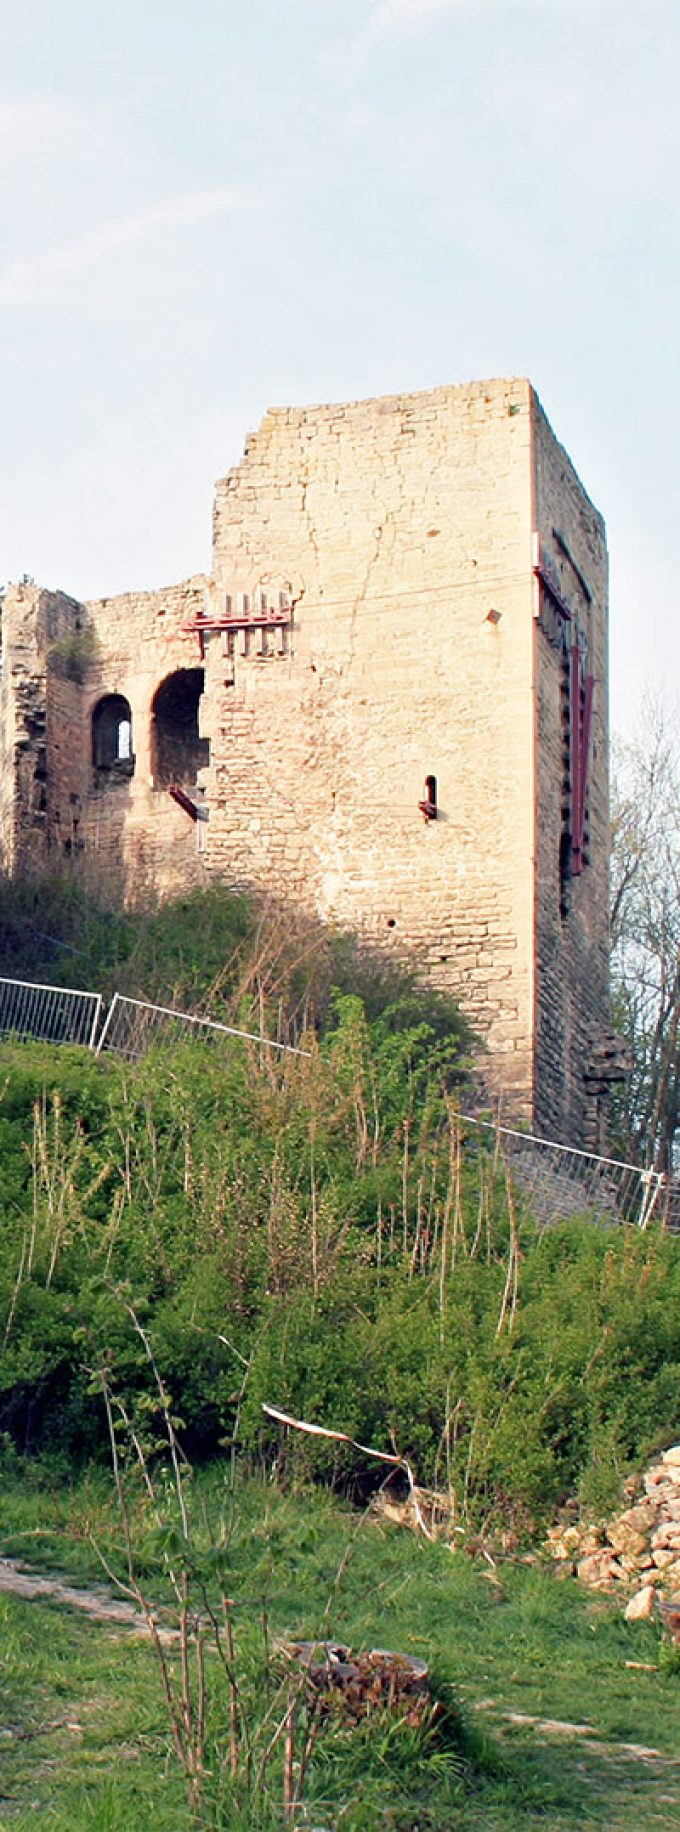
[531,396,610,1144]
[208,378,537,1118]
[0,585,85,873]
[1,575,210,897]
[77,576,211,898]
[0,377,614,1142]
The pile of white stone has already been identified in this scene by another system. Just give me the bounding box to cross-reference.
[545,1443,680,1622]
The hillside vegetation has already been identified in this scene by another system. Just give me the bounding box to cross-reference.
[1,876,679,1523]
[2,877,680,1826]
[3,1463,680,1831]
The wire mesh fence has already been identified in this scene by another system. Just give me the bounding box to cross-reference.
[0,977,102,1050]
[0,975,676,1231]
[95,991,311,1062]
[460,1113,680,1233]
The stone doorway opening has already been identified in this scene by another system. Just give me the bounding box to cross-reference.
[151,669,209,789]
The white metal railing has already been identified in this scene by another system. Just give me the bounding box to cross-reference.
[0,975,676,1231]
[0,976,102,1051]
[460,1112,679,1233]
[94,991,311,1061]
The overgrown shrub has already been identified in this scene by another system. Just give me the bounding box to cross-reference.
[1,991,679,1525]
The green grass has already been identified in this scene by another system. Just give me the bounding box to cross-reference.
[0,1594,188,1829]
[2,1468,680,1828]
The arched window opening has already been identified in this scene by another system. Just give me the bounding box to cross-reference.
[92,694,135,776]
[152,668,208,790]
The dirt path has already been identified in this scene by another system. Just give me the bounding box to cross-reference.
[0,1555,151,1632]
[3,1552,680,1808]
[473,1699,680,1765]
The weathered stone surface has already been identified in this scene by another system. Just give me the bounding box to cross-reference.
[618,1554,648,1578]
[577,1552,618,1587]
[547,1435,680,1620]
[624,1586,656,1622]
[0,380,612,1144]
[644,1467,673,1492]
[546,1525,582,1558]
[576,1529,606,1557]
[651,1524,680,1551]
[617,1503,658,1534]
[607,1522,649,1558]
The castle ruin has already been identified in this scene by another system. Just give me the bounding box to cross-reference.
[0,377,621,1145]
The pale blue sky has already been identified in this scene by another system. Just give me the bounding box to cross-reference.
[2,0,678,729]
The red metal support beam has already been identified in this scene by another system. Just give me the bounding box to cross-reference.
[181,599,293,659]
[168,784,208,822]
[571,658,595,876]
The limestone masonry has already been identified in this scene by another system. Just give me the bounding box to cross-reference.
[1,377,622,1145]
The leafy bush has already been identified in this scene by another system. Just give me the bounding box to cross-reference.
[0,987,679,1527]
[0,873,474,1062]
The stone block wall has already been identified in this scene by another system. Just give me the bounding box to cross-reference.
[531,397,611,1146]
[0,584,85,872]
[0,378,615,1142]
[207,378,537,1119]
[75,576,211,897]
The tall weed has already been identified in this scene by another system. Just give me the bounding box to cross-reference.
[0,995,679,1524]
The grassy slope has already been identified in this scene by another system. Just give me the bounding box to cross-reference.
[2,1032,680,1517]
[1,1472,679,1830]
[2,880,679,1824]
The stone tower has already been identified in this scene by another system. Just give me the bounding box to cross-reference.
[0,377,618,1144]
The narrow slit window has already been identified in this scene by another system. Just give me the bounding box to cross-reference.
[117,719,132,761]
[419,775,438,820]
